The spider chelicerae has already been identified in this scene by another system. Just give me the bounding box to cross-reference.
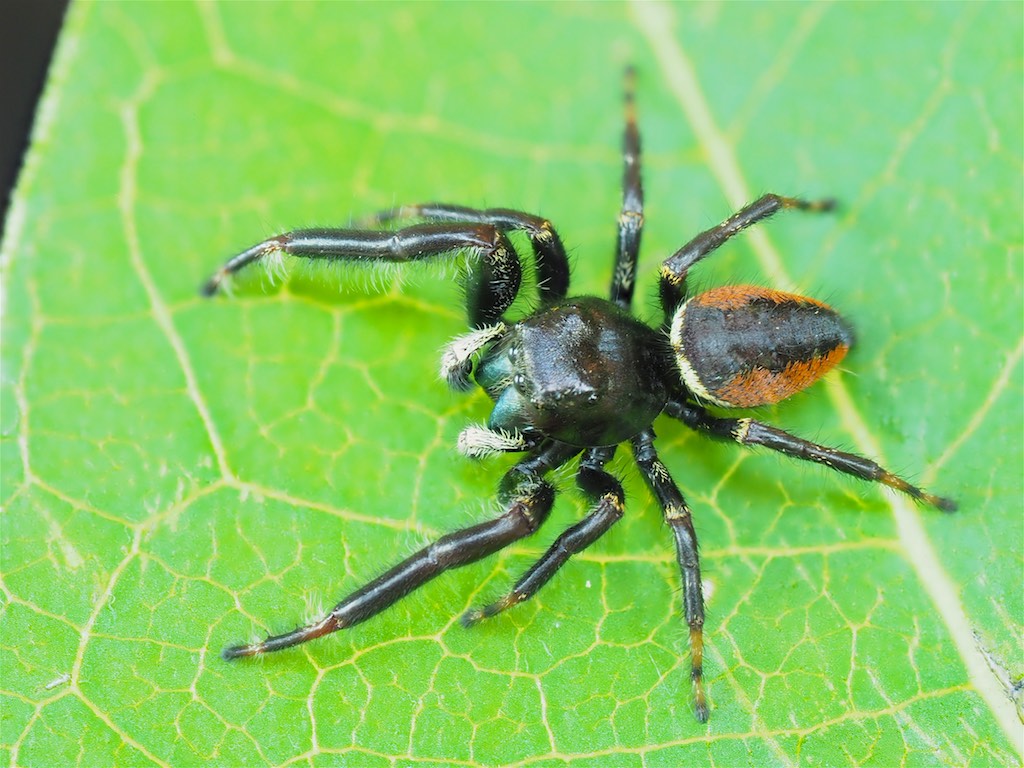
[203,69,955,722]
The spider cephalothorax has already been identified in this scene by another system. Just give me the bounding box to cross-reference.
[203,69,954,723]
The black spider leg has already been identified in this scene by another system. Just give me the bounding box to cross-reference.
[461,445,624,626]
[611,66,643,309]
[666,400,956,512]
[658,193,836,320]
[630,428,709,723]
[360,204,570,304]
[222,441,580,660]
[201,224,522,327]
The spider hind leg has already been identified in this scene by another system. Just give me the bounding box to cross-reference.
[221,442,578,660]
[667,400,956,511]
[462,445,624,626]
[631,429,709,723]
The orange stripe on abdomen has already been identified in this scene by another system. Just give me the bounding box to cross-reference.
[714,343,849,407]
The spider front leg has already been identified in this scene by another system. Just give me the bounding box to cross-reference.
[359,203,570,303]
[611,66,644,310]
[222,441,578,660]
[666,400,956,511]
[201,223,522,326]
[631,428,709,723]
[462,445,624,625]
[658,193,835,318]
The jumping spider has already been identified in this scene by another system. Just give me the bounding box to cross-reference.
[203,69,955,722]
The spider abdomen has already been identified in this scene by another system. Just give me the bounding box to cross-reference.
[478,297,673,446]
[669,285,854,408]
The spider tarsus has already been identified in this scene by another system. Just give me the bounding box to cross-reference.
[688,625,708,722]
[460,595,514,627]
[221,643,259,660]
[459,604,496,628]
[201,272,225,297]
[623,65,637,106]
[694,697,710,724]
[882,471,957,513]
[782,195,837,213]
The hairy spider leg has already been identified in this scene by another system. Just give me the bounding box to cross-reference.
[462,445,624,626]
[222,441,579,660]
[358,204,570,303]
[631,429,709,723]
[658,193,835,319]
[611,65,644,310]
[201,223,522,327]
[666,400,957,512]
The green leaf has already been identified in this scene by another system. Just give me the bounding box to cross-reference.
[3,2,1021,765]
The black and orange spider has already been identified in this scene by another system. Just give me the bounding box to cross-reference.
[203,69,954,722]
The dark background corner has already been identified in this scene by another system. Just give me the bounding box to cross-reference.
[1,0,68,233]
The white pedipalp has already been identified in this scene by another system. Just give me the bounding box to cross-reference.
[439,323,507,390]
[456,424,529,458]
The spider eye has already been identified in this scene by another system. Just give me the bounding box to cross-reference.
[513,373,526,390]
